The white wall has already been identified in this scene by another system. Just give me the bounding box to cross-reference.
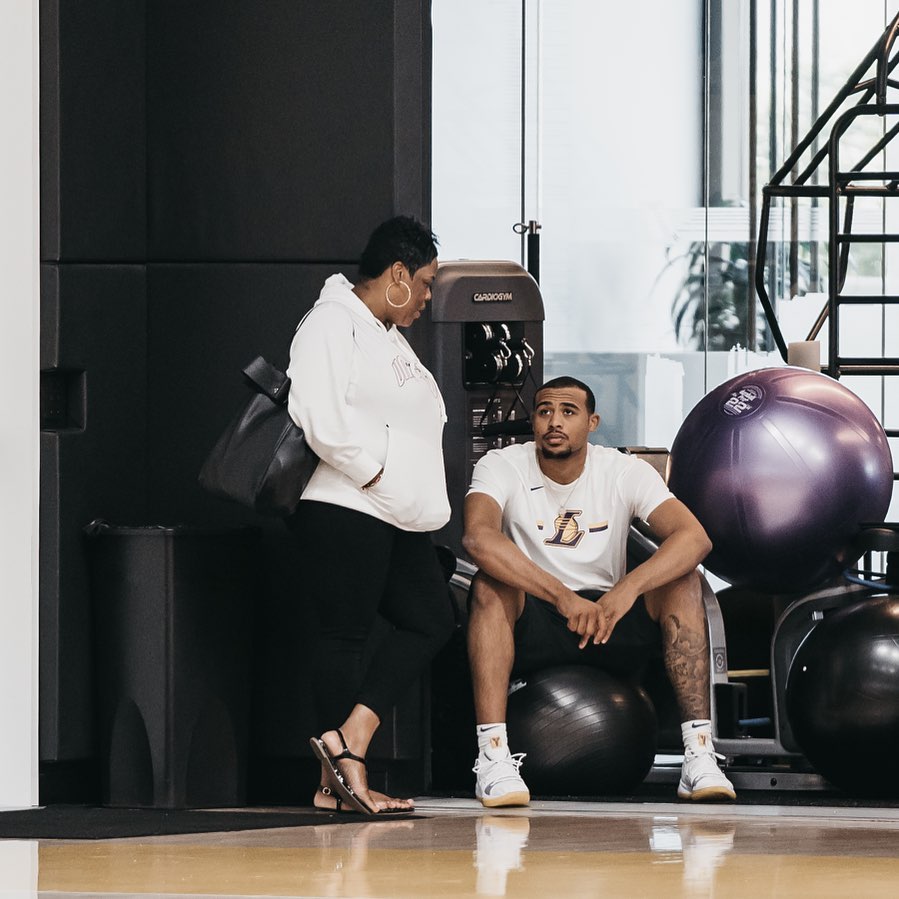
[0,0,40,810]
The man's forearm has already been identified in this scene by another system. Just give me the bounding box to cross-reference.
[462,528,570,607]
[618,529,711,598]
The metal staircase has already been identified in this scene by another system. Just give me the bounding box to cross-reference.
[755,12,899,503]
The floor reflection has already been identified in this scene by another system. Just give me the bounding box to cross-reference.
[469,813,737,897]
[21,802,899,898]
[311,818,417,897]
[474,815,530,895]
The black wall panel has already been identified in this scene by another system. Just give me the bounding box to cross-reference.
[40,0,434,798]
[40,264,148,761]
[393,0,433,222]
[40,0,147,262]
[146,0,397,261]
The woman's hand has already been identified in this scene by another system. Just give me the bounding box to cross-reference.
[361,468,384,490]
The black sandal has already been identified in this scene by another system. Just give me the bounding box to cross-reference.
[309,729,375,814]
[315,783,346,813]
[309,729,414,816]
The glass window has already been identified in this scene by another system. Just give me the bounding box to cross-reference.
[432,0,898,520]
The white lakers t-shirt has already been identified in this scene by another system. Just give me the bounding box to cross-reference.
[467,442,674,592]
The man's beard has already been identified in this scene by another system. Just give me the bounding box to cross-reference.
[539,444,572,460]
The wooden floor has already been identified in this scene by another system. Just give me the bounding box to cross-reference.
[3,796,899,897]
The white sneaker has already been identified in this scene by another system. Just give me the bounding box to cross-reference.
[473,746,530,808]
[677,741,736,801]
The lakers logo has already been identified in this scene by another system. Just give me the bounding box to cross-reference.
[543,510,585,548]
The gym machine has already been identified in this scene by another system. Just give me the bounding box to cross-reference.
[429,260,545,556]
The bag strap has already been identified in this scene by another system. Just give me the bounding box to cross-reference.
[240,305,320,404]
[241,301,355,405]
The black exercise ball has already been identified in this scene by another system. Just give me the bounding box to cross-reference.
[786,596,899,795]
[506,665,657,796]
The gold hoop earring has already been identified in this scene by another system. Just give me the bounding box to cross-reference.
[386,280,412,309]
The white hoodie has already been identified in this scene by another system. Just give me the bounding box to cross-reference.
[287,273,451,532]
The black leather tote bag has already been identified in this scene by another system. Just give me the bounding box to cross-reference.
[198,356,319,517]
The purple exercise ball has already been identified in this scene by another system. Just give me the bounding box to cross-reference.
[668,367,893,592]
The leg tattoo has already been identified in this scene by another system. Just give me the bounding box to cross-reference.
[660,613,710,721]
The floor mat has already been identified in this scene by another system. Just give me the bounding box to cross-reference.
[0,804,419,840]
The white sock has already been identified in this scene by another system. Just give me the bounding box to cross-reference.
[681,719,713,753]
[476,722,509,755]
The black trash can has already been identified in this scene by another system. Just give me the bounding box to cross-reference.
[86,523,260,809]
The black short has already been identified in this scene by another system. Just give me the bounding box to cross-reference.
[511,589,662,678]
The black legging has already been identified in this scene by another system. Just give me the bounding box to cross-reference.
[290,500,454,727]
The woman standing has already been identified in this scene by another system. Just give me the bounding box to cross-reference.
[287,216,453,814]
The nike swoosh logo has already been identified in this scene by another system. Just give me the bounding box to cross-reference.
[477,726,496,733]
[691,722,709,728]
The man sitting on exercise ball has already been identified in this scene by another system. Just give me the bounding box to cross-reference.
[462,376,735,806]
